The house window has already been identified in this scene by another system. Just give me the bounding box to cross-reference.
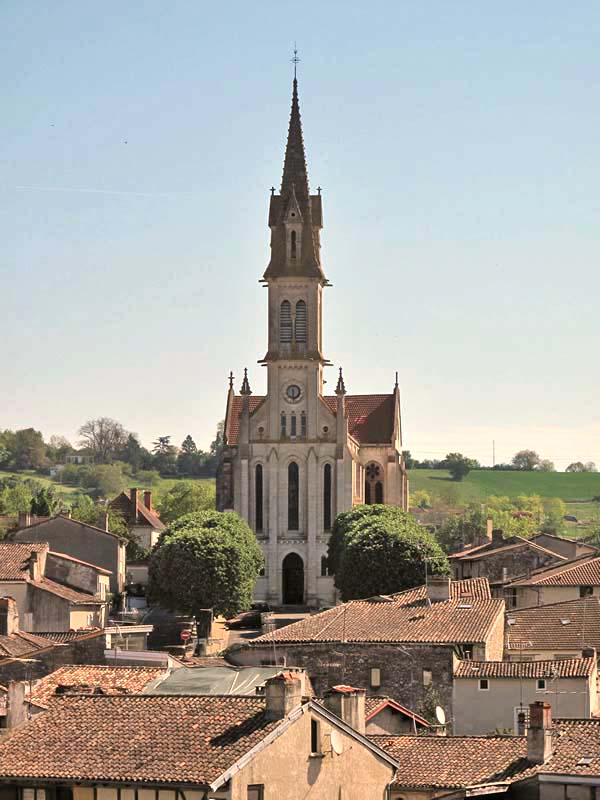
[301,410,307,437]
[537,679,546,691]
[423,669,432,687]
[290,412,297,437]
[247,786,264,800]
[479,678,489,691]
[290,230,297,259]
[310,718,320,753]
[288,462,299,530]
[255,464,263,532]
[580,585,593,598]
[321,555,331,577]
[280,412,287,438]
[507,588,518,608]
[295,300,307,342]
[462,644,474,660]
[323,463,332,531]
[280,300,292,343]
[370,667,381,688]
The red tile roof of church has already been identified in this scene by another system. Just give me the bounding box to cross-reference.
[225,393,395,446]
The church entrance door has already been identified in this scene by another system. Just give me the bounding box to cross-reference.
[282,553,304,605]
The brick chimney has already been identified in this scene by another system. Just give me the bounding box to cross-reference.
[0,598,19,636]
[264,672,302,720]
[323,685,366,734]
[17,511,31,529]
[492,528,504,546]
[130,488,139,523]
[427,576,451,603]
[143,491,152,512]
[29,551,41,582]
[527,702,553,764]
[99,510,110,532]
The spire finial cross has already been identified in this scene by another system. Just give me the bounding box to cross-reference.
[228,371,234,390]
[291,43,300,80]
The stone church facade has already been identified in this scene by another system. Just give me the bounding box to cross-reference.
[217,77,408,607]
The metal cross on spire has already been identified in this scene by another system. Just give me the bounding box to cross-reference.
[291,43,300,79]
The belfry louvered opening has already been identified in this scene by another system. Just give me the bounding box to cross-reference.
[295,300,307,342]
[280,300,292,343]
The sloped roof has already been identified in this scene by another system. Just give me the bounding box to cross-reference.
[0,694,283,786]
[29,665,167,708]
[0,542,48,580]
[225,393,396,446]
[450,537,567,563]
[12,514,123,539]
[365,696,429,728]
[540,719,600,776]
[505,598,600,651]
[370,734,535,789]
[507,555,600,587]
[251,578,502,646]
[109,491,166,532]
[30,578,104,606]
[0,630,51,659]
[454,657,595,679]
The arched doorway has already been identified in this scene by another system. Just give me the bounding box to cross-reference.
[282,553,304,605]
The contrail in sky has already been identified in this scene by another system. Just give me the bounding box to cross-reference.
[15,185,188,198]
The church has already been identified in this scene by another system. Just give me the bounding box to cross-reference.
[216,76,409,607]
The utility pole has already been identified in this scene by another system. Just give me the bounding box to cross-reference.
[492,440,496,468]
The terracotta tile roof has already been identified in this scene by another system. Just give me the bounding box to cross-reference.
[505,598,600,651]
[454,657,595,679]
[110,491,166,532]
[12,514,123,539]
[33,629,103,643]
[370,734,535,789]
[252,578,502,645]
[49,551,112,574]
[450,537,567,563]
[225,393,396,445]
[507,555,600,587]
[31,578,105,605]
[0,542,48,580]
[365,696,429,727]
[541,719,600,776]
[29,665,167,708]
[0,630,50,658]
[323,394,396,444]
[0,694,282,786]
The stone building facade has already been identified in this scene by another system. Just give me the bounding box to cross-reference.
[216,77,408,607]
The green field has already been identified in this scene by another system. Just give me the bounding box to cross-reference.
[408,469,600,505]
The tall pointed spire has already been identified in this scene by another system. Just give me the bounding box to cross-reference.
[240,367,252,396]
[280,77,310,203]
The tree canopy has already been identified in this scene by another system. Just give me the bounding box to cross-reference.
[327,505,450,601]
[157,481,216,523]
[148,511,263,618]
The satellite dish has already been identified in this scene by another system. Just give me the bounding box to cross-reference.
[331,729,344,755]
[435,706,446,725]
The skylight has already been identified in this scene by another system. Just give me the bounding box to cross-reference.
[577,757,593,766]
[560,619,571,625]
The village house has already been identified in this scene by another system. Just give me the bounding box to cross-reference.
[529,533,597,561]
[450,530,568,594]
[0,672,398,800]
[504,555,600,609]
[364,696,430,735]
[453,656,598,735]
[9,512,127,594]
[0,542,108,631]
[504,597,600,661]
[228,577,505,723]
[109,488,166,551]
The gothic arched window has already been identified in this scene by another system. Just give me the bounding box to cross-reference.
[290,230,297,259]
[321,555,330,577]
[280,301,292,343]
[301,410,307,438]
[280,412,287,438]
[255,464,263,531]
[288,462,299,530]
[295,300,307,343]
[323,463,332,530]
[365,462,383,505]
[290,412,297,437]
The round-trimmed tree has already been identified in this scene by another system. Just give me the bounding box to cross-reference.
[327,505,450,601]
[148,510,263,619]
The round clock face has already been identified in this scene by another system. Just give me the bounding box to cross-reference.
[286,384,302,401]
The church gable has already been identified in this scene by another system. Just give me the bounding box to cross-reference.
[323,394,395,445]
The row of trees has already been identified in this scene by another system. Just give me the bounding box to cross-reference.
[0,419,224,478]
[404,448,597,474]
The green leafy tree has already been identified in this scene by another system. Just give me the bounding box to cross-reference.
[46,435,73,464]
[30,486,60,516]
[512,450,541,471]
[157,481,216,524]
[0,430,16,468]
[327,505,450,601]
[78,417,130,463]
[541,498,566,534]
[148,511,263,618]
[444,453,474,482]
[411,490,431,509]
[70,495,98,525]
[402,450,416,469]
[437,506,487,553]
[0,482,33,514]
[14,428,48,470]
[566,461,597,473]
[119,434,148,472]
[181,435,197,454]
[538,459,555,472]
[87,464,128,497]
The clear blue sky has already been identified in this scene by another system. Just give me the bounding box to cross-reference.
[2,1,599,468]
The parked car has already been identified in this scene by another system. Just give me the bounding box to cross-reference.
[225,602,271,629]
[564,514,578,522]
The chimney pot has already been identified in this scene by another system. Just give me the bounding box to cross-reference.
[486,518,494,540]
[427,576,451,603]
[527,702,553,764]
[29,551,41,582]
[264,672,302,720]
[323,685,366,734]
